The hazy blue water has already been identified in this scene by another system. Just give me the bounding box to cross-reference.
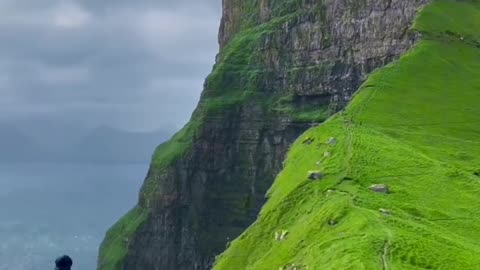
[0,162,148,270]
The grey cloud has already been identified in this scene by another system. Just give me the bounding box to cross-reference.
[0,0,222,131]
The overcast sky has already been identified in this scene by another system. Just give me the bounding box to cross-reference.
[0,0,222,133]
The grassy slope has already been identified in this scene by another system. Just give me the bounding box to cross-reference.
[97,207,147,270]
[213,1,480,269]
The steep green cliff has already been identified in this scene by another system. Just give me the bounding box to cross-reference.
[214,1,480,269]
[98,0,431,269]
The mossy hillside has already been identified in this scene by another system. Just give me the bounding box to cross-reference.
[225,0,319,33]
[414,0,480,39]
[213,1,480,269]
[148,21,268,171]
[97,207,147,270]
[150,5,332,170]
[98,4,331,269]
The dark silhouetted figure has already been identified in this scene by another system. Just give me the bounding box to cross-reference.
[55,255,73,270]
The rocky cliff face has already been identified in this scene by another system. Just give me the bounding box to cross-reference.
[98,1,428,269]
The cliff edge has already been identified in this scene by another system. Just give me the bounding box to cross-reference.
[98,0,429,269]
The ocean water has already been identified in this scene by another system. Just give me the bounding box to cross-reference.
[0,162,148,270]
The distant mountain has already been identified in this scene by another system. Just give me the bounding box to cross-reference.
[0,122,171,164]
[16,117,90,153]
[62,126,171,164]
[0,123,50,162]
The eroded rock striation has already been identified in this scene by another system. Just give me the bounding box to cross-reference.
[98,1,428,269]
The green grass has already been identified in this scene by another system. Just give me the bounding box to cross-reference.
[97,207,147,270]
[270,91,331,123]
[213,1,480,269]
[151,119,202,168]
[291,106,329,123]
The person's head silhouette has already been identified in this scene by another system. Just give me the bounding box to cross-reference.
[55,255,73,270]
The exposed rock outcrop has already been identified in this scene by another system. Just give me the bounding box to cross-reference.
[307,171,323,181]
[98,1,429,269]
[369,184,390,194]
